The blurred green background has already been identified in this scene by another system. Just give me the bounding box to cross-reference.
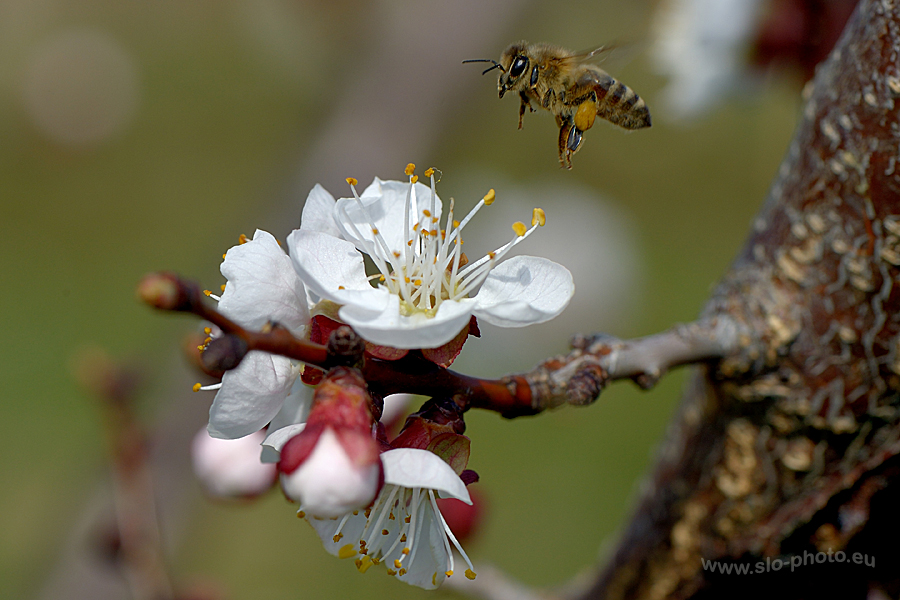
[1,0,800,598]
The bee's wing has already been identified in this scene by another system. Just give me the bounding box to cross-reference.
[570,44,617,63]
[568,41,644,69]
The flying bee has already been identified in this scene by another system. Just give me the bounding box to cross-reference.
[464,41,651,169]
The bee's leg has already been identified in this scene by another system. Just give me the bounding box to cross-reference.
[558,118,574,169]
[567,126,584,154]
[517,92,532,129]
[542,89,554,109]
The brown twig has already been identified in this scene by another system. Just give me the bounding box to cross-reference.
[140,273,742,419]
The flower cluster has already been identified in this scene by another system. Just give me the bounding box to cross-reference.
[190,166,574,588]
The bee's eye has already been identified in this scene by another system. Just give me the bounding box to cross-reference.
[509,56,528,78]
[530,65,539,87]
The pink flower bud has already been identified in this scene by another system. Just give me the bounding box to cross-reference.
[191,428,276,499]
[279,426,383,518]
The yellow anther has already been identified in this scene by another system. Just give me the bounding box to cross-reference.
[197,345,204,352]
[387,569,397,576]
[389,513,395,520]
[238,234,248,244]
[359,547,368,555]
[365,508,372,518]
[222,253,227,259]
[488,251,497,259]
[394,559,403,569]
[352,510,359,516]
[483,188,496,205]
[405,163,416,176]
[357,555,374,573]
[333,533,344,543]
[393,251,401,258]
[355,558,362,568]
[430,229,438,236]
[414,279,423,286]
[407,240,414,246]
[372,227,379,235]
[433,573,438,586]
[204,327,211,334]
[297,511,305,518]
[453,219,460,228]
[382,529,389,535]
[512,221,527,236]
[400,533,407,542]
[413,223,419,231]
[203,290,212,297]
[220,284,226,292]
[401,548,410,555]
[423,209,432,217]
[404,277,411,283]
[346,177,358,186]
[424,167,435,177]
[399,568,407,576]
[532,207,546,227]
[465,569,477,580]
[192,383,202,392]
[379,275,385,282]
[338,285,346,290]
[411,175,419,183]
[445,570,454,577]
[432,217,439,223]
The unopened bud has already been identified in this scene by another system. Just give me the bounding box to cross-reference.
[201,334,248,372]
[191,428,276,499]
[326,326,365,368]
[279,426,383,518]
[137,272,192,311]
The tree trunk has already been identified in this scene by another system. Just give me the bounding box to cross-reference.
[583,1,900,598]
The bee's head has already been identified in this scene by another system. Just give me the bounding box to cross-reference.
[498,41,530,99]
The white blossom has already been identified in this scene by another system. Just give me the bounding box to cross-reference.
[288,172,574,349]
[304,448,477,589]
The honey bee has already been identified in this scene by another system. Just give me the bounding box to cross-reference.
[464,41,651,169]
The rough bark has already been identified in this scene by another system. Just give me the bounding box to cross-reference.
[583,1,900,598]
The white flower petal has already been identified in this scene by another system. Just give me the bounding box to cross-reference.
[338,295,475,349]
[335,178,441,260]
[307,510,369,554]
[207,351,297,439]
[381,448,471,504]
[280,428,382,518]
[380,393,413,425]
[218,229,309,336]
[260,422,306,463]
[287,228,391,311]
[393,499,447,589]
[300,184,342,236]
[265,381,313,433]
[472,255,574,327]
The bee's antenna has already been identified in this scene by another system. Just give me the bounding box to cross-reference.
[462,58,505,75]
